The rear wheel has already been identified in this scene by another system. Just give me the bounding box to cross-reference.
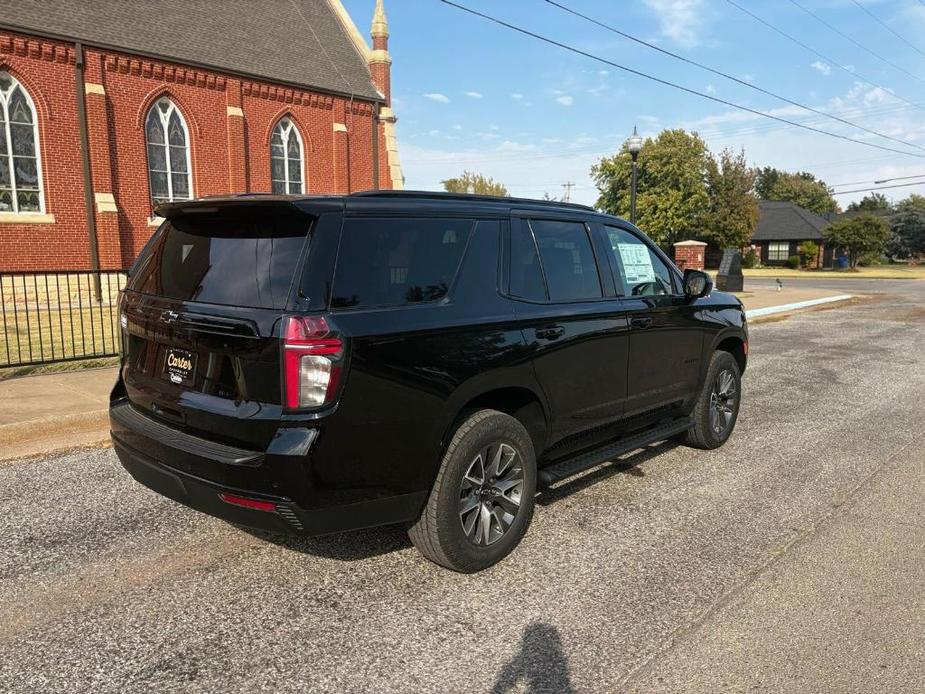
[408,409,536,572]
[680,350,741,450]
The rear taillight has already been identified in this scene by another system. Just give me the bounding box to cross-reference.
[282,315,344,411]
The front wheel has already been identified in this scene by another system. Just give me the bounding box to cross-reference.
[408,409,537,573]
[680,350,742,450]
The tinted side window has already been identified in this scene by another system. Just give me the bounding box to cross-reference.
[530,219,602,301]
[331,217,472,309]
[605,227,675,297]
[509,220,547,301]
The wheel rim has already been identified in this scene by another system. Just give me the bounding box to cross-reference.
[709,369,737,436]
[458,442,524,546]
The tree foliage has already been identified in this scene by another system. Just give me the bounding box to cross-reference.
[442,171,509,196]
[889,194,925,259]
[824,213,891,268]
[847,193,891,212]
[700,148,759,249]
[592,129,710,247]
[755,167,837,215]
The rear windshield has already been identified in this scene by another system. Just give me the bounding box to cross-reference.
[331,217,473,309]
[128,211,310,309]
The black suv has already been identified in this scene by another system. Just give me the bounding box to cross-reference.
[111,191,747,572]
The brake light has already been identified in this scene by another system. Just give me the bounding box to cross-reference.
[219,493,276,512]
[282,315,344,410]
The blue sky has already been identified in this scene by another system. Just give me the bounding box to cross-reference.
[343,0,925,207]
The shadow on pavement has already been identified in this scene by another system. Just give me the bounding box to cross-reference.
[236,522,412,561]
[492,622,575,694]
[536,440,679,506]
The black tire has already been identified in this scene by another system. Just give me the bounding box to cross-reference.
[408,409,537,573]
[680,350,742,450]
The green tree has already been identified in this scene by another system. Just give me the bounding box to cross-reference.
[700,148,759,249]
[889,194,925,259]
[847,193,891,212]
[824,213,891,268]
[798,240,819,268]
[592,129,710,247]
[442,171,509,196]
[755,167,837,215]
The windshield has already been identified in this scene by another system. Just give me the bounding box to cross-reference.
[128,211,310,310]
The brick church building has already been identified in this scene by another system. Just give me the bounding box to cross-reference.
[0,0,402,271]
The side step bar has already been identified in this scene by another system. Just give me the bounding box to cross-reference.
[537,417,693,488]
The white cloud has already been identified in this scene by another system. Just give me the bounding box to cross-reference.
[489,124,500,131]
[556,95,575,106]
[644,0,706,48]
[452,124,463,131]
[741,73,754,83]
[511,93,524,100]
[423,93,450,103]
[599,70,610,76]
[465,91,483,99]
[428,129,441,136]
[705,84,716,94]
[811,61,832,76]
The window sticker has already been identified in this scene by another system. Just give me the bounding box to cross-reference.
[617,243,656,284]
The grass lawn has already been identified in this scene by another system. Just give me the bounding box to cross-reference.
[740,266,925,280]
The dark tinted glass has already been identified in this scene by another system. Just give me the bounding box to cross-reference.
[129,213,309,309]
[530,220,602,301]
[509,220,546,301]
[605,227,675,297]
[332,217,472,309]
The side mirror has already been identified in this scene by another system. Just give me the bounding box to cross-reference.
[683,269,712,299]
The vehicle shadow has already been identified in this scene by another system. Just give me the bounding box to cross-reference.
[236,523,412,562]
[536,440,679,507]
[492,622,575,693]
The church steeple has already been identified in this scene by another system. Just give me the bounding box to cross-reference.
[368,0,392,105]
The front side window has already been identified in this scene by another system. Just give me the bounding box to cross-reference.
[331,217,473,309]
[0,72,43,213]
[767,241,790,262]
[529,219,602,301]
[271,117,304,194]
[145,97,192,208]
[605,227,675,297]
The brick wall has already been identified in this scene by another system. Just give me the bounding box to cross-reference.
[673,241,707,271]
[0,30,391,272]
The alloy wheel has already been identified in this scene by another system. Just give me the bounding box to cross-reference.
[709,369,737,435]
[458,443,524,546]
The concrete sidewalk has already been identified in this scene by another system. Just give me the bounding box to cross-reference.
[0,367,117,461]
[733,284,846,311]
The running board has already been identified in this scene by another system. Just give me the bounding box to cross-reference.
[537,417,693,488]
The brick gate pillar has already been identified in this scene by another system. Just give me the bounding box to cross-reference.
[673,240,707,271]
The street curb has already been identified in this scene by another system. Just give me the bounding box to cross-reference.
[0,410,110,462]
[745,294,853,320]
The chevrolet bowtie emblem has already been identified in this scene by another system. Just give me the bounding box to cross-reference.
[160,310,179,324]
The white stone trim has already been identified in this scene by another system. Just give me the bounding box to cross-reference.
[0,212,55,224]
[333,122,348,133]
[95,192,117,213]
[674,240,708,247]
[84,82,105,95]
[147,215,164,227]
[368,49,392,65]
[380,116,404,190]
[226,105,244,117]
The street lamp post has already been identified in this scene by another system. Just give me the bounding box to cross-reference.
[626,125,643,225]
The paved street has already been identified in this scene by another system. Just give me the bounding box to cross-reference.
[2,279,923,693]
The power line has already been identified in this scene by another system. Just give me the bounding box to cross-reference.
[724,0,925,114]
[831,180,925,196]
[849,0,925,59]
[543,0,925,153]
[786,0,925,87]
[437,0,925,160]
[830,173,925,188]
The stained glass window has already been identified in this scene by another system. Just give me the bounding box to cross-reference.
[270,118,304,195]
[145,97,192,208]
[0,73,43,214]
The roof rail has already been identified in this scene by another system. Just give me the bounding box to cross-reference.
[349,189,597,212]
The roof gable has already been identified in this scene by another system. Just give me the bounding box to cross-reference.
[752,200,828,241]
[2,0,381,100]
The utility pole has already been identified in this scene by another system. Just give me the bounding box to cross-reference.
[561,181,575,202]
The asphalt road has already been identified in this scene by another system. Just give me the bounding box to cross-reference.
[2,279,923,693]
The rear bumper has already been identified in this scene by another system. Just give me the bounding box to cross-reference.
[110,402,426,536]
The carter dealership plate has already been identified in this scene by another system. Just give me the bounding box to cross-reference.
[164,348,197,386]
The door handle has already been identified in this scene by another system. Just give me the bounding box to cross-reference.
[630,315,653,330]
[535,326,565,340]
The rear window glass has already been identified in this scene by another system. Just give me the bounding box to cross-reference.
[331,217,473,309]
[530,219,602,301]
[128,213,309,309]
